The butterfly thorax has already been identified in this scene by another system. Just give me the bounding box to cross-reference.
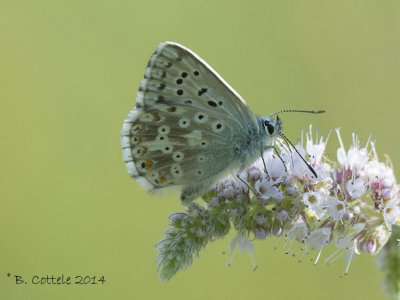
[232,116,280,164]
[228,124,264,165]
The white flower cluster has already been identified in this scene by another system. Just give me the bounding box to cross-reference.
[156,126,400,281]
[226,127,399,273]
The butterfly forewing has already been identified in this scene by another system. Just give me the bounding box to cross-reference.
[121,42,259,194]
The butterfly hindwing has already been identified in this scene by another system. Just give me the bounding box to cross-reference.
[121,42,260,198]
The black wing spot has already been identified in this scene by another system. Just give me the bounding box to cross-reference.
[161,71,166,78]
[207,100,217,107]
[218,101,223,105]
[185,100,192,104]
[194,70,199,76]
[198,88,207,96]
[166,62,172,68]
[177,89,183,95]
[216,123,222,129]
[176,79,183,85]
[158,83,166,90]
[181,72,188,78]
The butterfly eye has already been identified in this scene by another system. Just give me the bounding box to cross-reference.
[264,120,275,135]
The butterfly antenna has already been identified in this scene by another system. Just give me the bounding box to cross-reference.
[278,132,318,178]
[268,110,325,118]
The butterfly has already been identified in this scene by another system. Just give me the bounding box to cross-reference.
[121,42,323,203]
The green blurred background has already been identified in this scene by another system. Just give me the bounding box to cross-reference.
[1,1,399,299]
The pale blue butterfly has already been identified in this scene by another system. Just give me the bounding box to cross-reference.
[121,42,324,203]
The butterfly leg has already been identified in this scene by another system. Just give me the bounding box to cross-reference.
[272,146,287,173]
[260,146,271,178]
[260,145,287,177]
[236,165,261,198]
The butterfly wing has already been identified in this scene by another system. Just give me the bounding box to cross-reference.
[121,42,260,200]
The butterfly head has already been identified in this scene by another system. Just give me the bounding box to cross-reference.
[259,109,325,178]
[261,115,282,138]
